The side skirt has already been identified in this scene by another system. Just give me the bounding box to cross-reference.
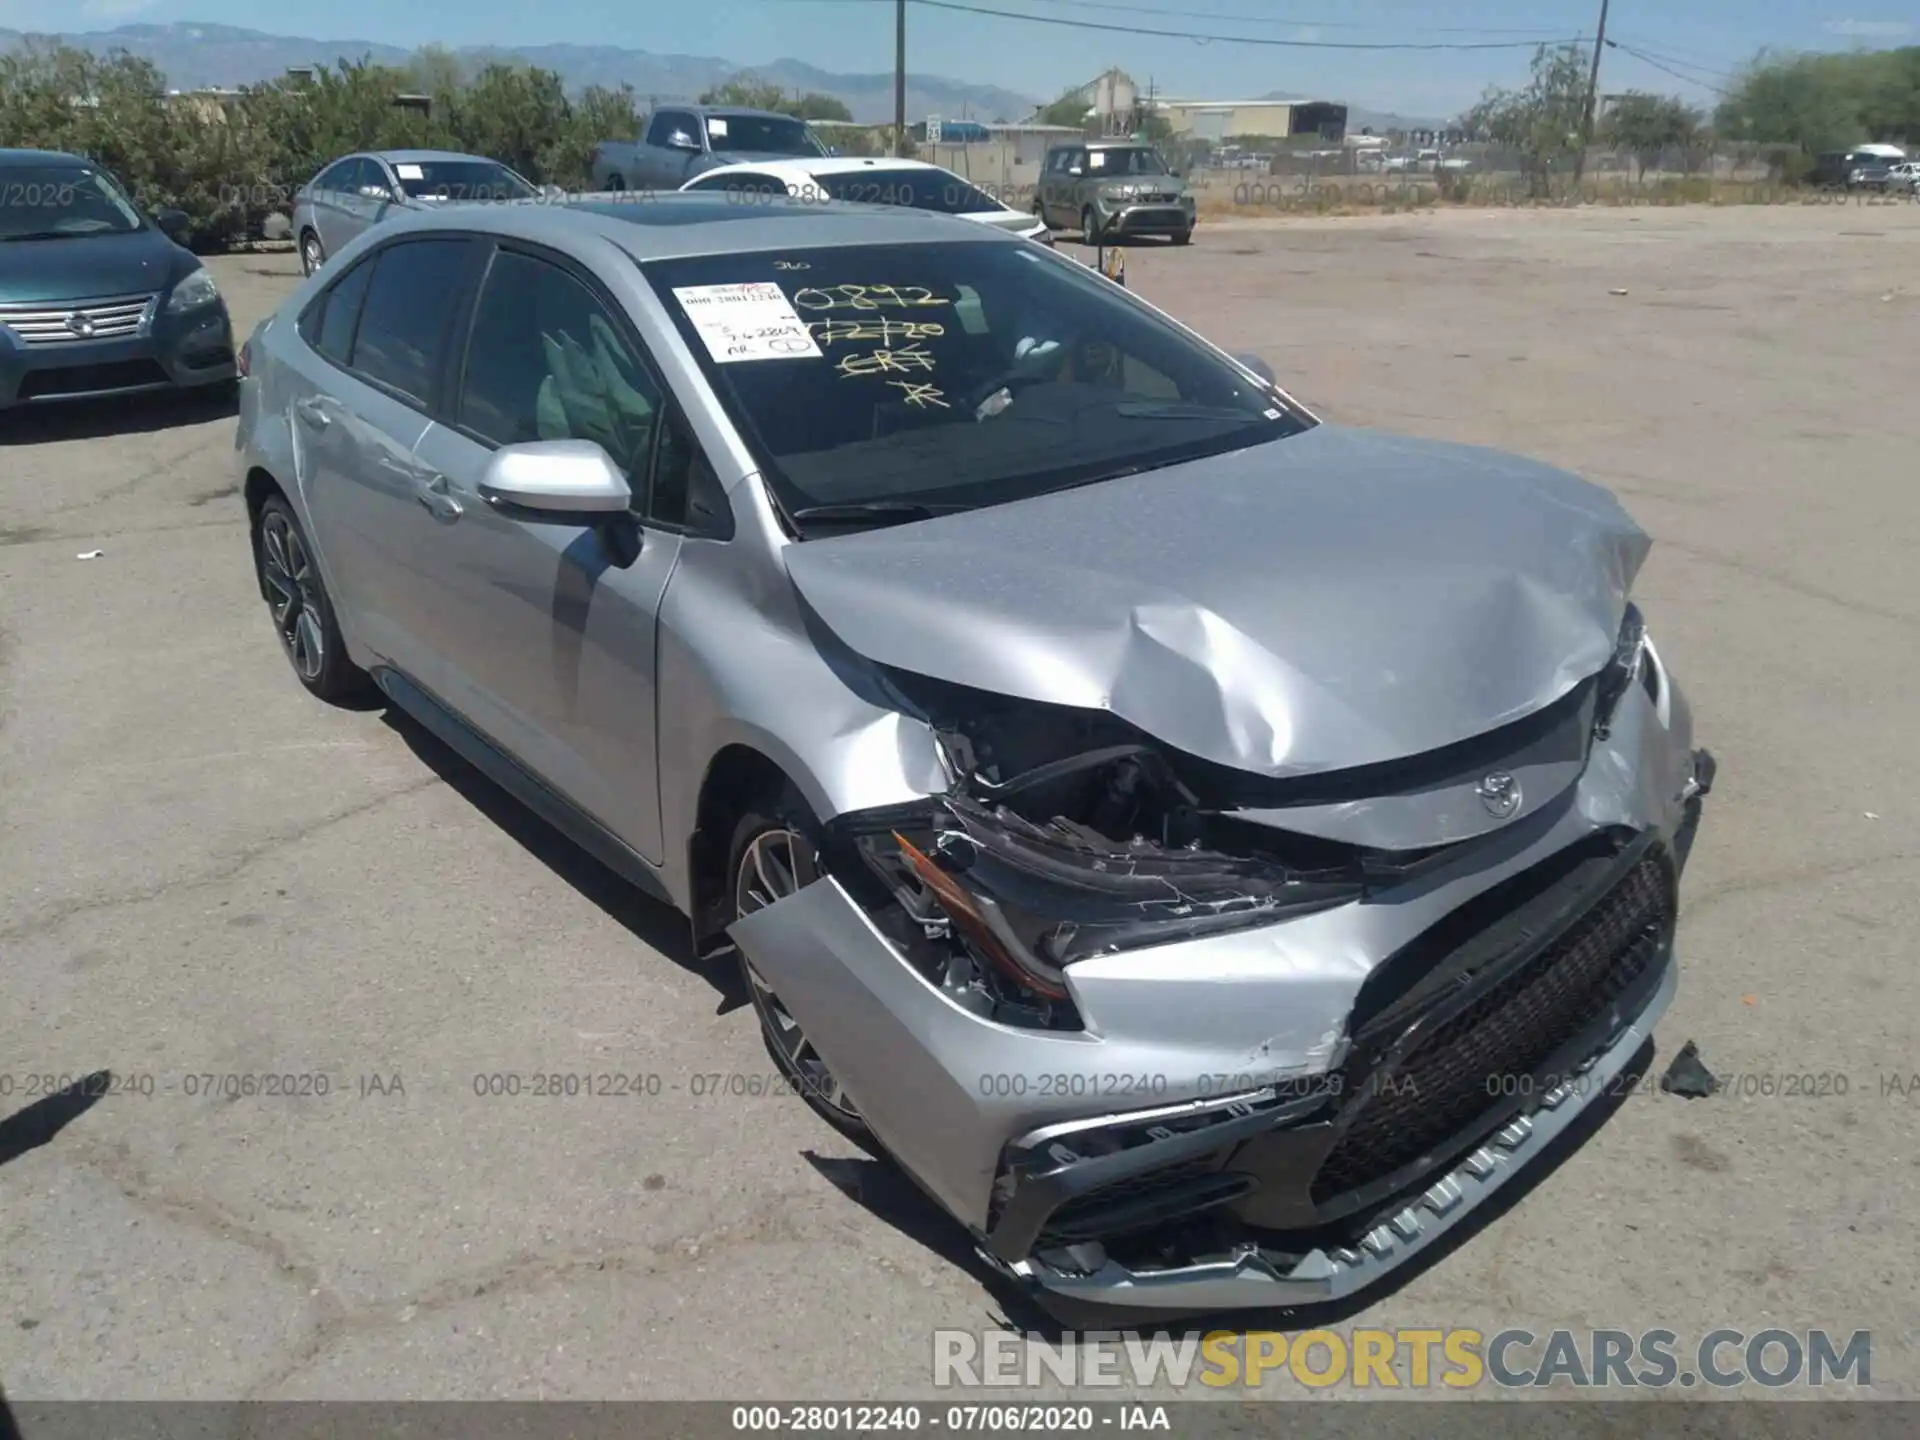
[370,665,677,910]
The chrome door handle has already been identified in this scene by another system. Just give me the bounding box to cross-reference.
[416,473,462,520]
[294,399,331,429]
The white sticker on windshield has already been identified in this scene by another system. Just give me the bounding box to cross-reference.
[673,282,824,363]
[395,163,425,180]
[706,118,729,138]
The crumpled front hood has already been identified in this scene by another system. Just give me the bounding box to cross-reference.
[781,425,1649,778]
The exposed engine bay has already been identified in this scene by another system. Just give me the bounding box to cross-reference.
[818,605,1661,1038]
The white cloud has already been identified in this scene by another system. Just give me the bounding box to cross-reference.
[1824,18,1915,37]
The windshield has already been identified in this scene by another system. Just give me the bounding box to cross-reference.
[1087,147,1169,177]
[645,240,1306,533]
[707,114,826,157]
[0,164,144,241]
[390,160,536,201]
[806,167,1010,215]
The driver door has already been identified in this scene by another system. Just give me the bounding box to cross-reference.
[409,242,691,861]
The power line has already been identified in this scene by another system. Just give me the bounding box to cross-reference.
[1609,39,1735,97]
[904,0,1581,49]
[876,0,1579,35]
[1607,36,1742,83]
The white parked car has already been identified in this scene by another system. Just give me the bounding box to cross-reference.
[678,156,1052,243]
[1887,162,1920,194]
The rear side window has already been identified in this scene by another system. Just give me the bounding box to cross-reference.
[311,258,373,367]
[349,238,475,407]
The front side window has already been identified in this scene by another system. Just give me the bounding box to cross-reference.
[348,239,475,406]
[644,240,1307,535]
[0,163,144,241]
[646,111,694,147]
[705,114,825,157]
[456,250,662,488]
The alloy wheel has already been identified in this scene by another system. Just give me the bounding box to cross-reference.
[259,510,326,681]
[301,234,323,275]
[734,827,861,1123]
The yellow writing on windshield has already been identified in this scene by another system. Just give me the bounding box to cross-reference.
[889,381,949,408]
[811,318,946,346]
[836,346,938,379]
[793,284,949,311]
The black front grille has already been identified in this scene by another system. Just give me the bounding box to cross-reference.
[1039,1158,1255,1246]
[19,359,172,400]
[1313,853,1671,1202]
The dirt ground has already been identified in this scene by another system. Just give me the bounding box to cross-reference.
[2,203,1917,1406]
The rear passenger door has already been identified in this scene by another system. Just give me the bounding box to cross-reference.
[409,242,705,860]
[290,235,485,692]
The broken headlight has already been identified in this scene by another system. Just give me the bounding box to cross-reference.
[1593,602,1654,741]
[844,794,1363,1003]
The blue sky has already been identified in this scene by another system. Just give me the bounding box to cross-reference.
[2,0,1913,117]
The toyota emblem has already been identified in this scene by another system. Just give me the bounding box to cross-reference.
[1476,771,1522,819]
[65,312,96,338]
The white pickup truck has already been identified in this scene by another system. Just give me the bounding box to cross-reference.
[590,105,833,191]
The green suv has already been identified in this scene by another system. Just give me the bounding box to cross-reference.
[1034,139,1196,245]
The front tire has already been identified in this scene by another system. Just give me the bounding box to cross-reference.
[1081,205,1103,245]
[1172,226,1192,245]
[253,495,370,704]
[729,792,868,1139]
[299,229,325,276]
[604,172,627,192]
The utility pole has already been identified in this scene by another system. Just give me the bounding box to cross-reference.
[894,0,908,156]
[1572,0,1610,186]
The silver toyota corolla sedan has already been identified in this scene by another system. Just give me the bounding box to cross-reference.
[234,195,1713,1319]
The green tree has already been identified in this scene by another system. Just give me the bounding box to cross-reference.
[1458,42,1589,197]
[697,75,850,122]
[1600,91,1706,180]
[1034,86,1092,130]
[1715,46,1919,158]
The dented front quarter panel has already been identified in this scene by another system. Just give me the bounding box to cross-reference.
[729,667,1699,1232]
[651,470,950,907]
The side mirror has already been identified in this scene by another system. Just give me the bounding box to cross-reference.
[154,207,190,240]
[540,183,566,200]
[360,184,395,201]
[477,440,632,515]
[1233,352,1277,386]
[668,131,700,151]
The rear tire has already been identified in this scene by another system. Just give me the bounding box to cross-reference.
[728,789,869,1140]
[252,494,371,705]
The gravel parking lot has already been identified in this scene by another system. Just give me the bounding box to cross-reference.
[3,203,1917,1403]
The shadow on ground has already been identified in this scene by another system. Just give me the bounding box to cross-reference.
[0,1071,108,1170]
[0,386,238,446]
[378,706,746,1013]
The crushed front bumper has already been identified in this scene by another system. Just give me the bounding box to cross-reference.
[730,667,1711,1314]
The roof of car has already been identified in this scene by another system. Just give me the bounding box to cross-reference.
[694,157,948,180]
[366,149,502,165]
[0,148,89,166]
[362,191,1012,262]
[661,104,808,121]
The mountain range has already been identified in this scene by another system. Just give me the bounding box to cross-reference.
[0,22,1042,124]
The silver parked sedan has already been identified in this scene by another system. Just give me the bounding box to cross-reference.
[291,149,545,277]
[234,195,1713,1319]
